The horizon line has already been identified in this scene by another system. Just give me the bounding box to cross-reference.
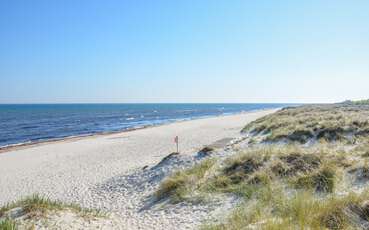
[0,102,322,105]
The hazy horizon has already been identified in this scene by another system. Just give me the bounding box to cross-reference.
[0,102,303,105]
[1,1,368,104]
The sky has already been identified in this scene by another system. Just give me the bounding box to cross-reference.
[0,0,368,104]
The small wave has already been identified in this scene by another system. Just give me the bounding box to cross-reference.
[21,125,39,130]
[126,117,135,121]
[0,140,33,149]
[176,109,197,113]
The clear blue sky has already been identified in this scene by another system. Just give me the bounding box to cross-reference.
[1,0,368,103]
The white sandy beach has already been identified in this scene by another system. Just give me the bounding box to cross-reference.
[0,109,277,229]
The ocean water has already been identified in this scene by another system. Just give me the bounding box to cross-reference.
[0,103,291,148]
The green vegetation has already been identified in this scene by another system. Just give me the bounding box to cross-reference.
[203,189,369,230]
[0,219,17,230]
[278,152,321,175]
[156,140,369,229]
[155,159,216,203]
[204,149,273,196]
[223,151,266,182]
[349,99,369,105]
[242,103,369,144]
[0,194,103,223]
[156,145,350,202]
[293,166,336,193]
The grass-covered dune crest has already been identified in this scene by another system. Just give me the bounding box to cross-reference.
[242,102,369,144]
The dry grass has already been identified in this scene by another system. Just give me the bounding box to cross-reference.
[242,103,369,144]
[155,133,369,229]
[195,103,369,228]
[157,144,349,200]
[155,158,216,203]
[0,194,103,220]
[202,148,274,197]
[293,165,336,193]
[203,189,369,230]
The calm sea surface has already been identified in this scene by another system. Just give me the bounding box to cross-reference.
[0,103,293,148]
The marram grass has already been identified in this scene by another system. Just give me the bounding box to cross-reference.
[242,103,369,144]
[0,194,104,221]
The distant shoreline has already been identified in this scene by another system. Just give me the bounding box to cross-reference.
[0,108,280,154]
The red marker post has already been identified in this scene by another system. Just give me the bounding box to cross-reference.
[174,136,179,153]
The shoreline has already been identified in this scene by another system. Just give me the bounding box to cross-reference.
[0,108,278,229]
[0,108,279,154]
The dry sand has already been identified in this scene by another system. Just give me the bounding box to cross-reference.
[0,109,278,229]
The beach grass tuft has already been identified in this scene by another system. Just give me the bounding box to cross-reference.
[0,219,17,230]
[0,194,104,220]
[293,166,336,193]
[155,158,216,203]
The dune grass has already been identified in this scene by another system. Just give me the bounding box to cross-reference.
[242,103,369,144]
[203,189,369,230]
[191,104,369,228]
[0,219,17,230]
[202,148,274,197]
[154,140,369,229]
[155,158,216,203]
[153,143,369,230]
[0,194,103,220]
[293,165,336,193]
[156,144,347,202]
[351,99,369,105]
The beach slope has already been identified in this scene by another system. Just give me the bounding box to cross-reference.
[0,109,277,207]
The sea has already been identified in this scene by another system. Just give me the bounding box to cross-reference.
[0,103,293,148]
